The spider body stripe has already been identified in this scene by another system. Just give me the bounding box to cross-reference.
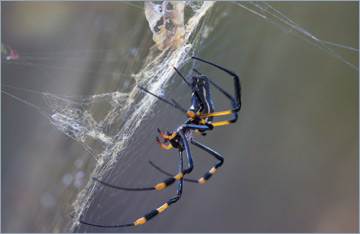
[80,57,241,228]
[189,74,215,122]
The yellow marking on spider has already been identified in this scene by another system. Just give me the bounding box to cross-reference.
[194,130,203,135]
[167,132,177,140]
[174,173,183,180]
[210,167,216,174]
[156,203,169,213]
[186,110,196,118]
[134,217,147,226]
[198,178,206,184]
[155,183,166,190]
[159,131,177,140]
[212,121,231,127]
[200,110,234,117]
[199,119,207,125]
[157,141,173,150]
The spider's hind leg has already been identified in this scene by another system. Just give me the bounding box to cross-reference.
[80,151,185,228]
[149,138,225,185]
[190,139,224,184]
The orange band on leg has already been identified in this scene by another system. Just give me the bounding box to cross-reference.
[158,129,177,140]
[157,141,173,150]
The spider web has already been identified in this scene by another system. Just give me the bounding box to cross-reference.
[2,2,358,233]
[3,1,216,232]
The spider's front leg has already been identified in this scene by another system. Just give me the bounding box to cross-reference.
[156,129,176,150]
[156,137,173,150]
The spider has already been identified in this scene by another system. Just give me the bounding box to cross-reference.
[80,56,241,228]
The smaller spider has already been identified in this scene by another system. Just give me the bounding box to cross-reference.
[80,57,241,228]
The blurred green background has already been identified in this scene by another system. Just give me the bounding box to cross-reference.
[2,2,358,233]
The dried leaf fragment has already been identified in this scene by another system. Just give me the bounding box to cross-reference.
[144,1,185,51]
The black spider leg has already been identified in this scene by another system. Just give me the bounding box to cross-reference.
[139,86,213,130]
[173,66,202,111]
[140,85,213,142]
[138,86,187,113]
[171,68,209,129]
[88,124,209,192]
[190,139,224,183]
[173,67,213,116]
[149,138,224,184]
[192,56,241,113]
[172,99,214,130]
[192,68,238,124]
[149,160,198,183]
[128,130,198,227]
[80,150,185,228]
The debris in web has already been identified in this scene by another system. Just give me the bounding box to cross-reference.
[1,43,19,60]
[145,1,186,50]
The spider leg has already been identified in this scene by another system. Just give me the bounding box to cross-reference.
[90,130,195,192]
[192,68,238,126]
[138,86,187,113]
[149,160,198,183]
[179,130,194,174]
[182,113,214,130]
[190,139,224,184]
[149,138,224,184]
[130,150,185,226]
[91,169,184,191]
[194,130,207,136]
[173,67,203,111]
[192,56,241,126]
[156,137,173,150]
[192,56,241,109]
[182,124,212,131]
[185,117,207,136]
[157,128,177,140]
[173,67,192,89]
[80,151,185,228]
